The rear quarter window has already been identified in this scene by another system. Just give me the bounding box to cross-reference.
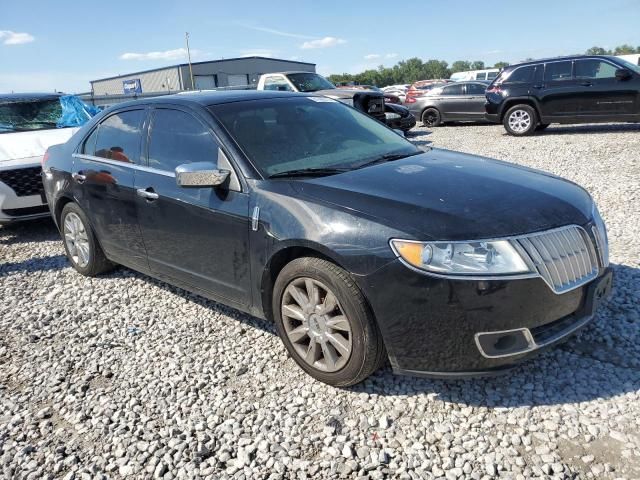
[504,65,536,84]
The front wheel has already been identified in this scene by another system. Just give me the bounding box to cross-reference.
[503,104,537,136]
[272,257,385,387]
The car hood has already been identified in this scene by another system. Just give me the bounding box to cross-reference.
[0,127,79,162]
[292,149,593,240]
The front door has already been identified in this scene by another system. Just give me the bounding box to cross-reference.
[574,58,637,116]
[72,108,148,269]
[134,107,251,305]
[437,83,468,120]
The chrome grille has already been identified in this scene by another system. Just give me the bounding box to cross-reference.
[513,226,599,293]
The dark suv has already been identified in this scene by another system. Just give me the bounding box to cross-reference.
[485,55,640,135]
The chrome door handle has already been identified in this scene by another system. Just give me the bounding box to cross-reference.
[72,172,86,183]
[136,188,159,200]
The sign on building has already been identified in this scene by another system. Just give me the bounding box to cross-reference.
[123,79,142,94]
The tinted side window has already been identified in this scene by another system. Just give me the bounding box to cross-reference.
[148,109,218,172]
[82,127,98,155]
[505,66,535,83]
[94,110,144,164]
[545,61,573,81]
[466,83,487,95]
[442,84,464,95]
[575,60,617,79]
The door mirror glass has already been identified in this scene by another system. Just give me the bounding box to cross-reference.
[615,68,632,81]
[175,161,229,188]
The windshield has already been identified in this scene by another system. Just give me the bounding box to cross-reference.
[210,97,419,178]
[286,73,336,92]
[0,97,62,133]
[616,58,640,75]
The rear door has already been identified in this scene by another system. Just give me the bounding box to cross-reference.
[463,82,489,118]
[72,108,148,269]
[134,106,251,304]
[538,60,582,118]
[574,58,637,116]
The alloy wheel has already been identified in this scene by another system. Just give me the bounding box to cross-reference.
[63,212,90,268]
[281,277,352,372]
[508,109,531,133]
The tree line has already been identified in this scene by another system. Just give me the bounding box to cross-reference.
[327,44,640,87]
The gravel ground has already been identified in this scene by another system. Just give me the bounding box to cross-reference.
[1,122,639,480]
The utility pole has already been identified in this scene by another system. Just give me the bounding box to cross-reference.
[185,32,195,90]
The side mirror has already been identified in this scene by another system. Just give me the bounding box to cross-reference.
[615,68,632,81]
[175,161,229,188]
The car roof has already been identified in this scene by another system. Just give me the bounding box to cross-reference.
[0,92,62,101]
[504,54,622,70]
[112,90,311,110]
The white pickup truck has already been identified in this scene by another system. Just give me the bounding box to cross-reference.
[0,93,79,223]
[256,72,387,123]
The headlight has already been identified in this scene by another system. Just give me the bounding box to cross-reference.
[385,112,401,120]
[390,239,532,276]
[592,203,609,267]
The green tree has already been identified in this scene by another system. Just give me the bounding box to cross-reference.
[586,46,610,55]
[494,61,510,69]
[422,59,450,79]
[451,60,471,73]
[470,61,485,70]
[613,44,637,55]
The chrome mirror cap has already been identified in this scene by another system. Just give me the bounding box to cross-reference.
[175,162,229,188]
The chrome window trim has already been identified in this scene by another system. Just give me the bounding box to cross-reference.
[389,224,602,295]
[72,153,175,177]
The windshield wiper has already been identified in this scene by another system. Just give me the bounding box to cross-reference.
[268,167,350,179]
[354,150,422,170]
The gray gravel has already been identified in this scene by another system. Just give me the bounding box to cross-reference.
[1,122,639,479]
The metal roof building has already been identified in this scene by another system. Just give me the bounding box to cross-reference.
[89,56,316,98]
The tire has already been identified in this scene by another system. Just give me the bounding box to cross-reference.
[60,202,114,276]
[272,257,385,387]
[536,123,550,131]
[503,104,537,136]
[422,108,441,127]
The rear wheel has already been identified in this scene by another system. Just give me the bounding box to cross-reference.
[422,108,441,127]
[272,257,385,386]
[60,203,113,276]
[503,104,537,136]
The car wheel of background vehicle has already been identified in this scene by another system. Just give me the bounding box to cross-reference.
[272,257,385,387]
[503,105,537,136]
[60,203,113,276]
[422,108,441,127]
[536,123,550,131]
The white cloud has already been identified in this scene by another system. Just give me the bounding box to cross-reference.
[237,23,314,40]
[240,49,275,58]
[364,54,381,60]
[119,48,190,61]
[300,37,346,50]
[0,30,35,45]
[385,53,398,59]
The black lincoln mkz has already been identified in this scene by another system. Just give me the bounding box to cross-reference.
[42,91,612,386]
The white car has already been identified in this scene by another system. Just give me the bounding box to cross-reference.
[0,93,79,223]
[450,69,500,82]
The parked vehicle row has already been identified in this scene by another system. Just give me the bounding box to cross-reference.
[42,90,612,386]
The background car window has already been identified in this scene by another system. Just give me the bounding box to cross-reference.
[466,83,487,95]
[575,60,617,79]
[475,72,487,80]
[263,76,293,92]
[545,61,573,81]
[487,71,498,79]
[148,109,218,172]
[505,66,535,83]
[442,84,464,95]
[94,110,144,163]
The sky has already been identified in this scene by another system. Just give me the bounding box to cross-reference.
[1,0,638,93]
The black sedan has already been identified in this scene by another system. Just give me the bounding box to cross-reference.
[405,81,490,127]
[42,91,612,386]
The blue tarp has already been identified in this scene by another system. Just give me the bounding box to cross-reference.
[56,95,101,128]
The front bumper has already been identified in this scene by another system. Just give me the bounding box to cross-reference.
[359,260,613,377]
[0,160,49,224]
